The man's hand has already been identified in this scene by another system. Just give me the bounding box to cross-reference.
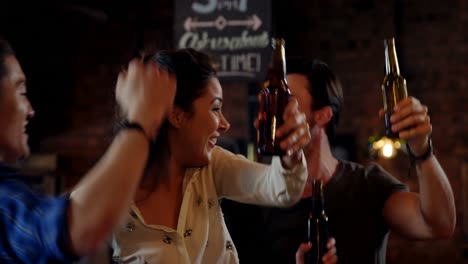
[379,96,432,155]
[295,238,337,264]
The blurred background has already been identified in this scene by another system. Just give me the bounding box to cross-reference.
[1,0,467,263]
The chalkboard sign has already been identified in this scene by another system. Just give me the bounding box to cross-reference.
[174,0,272,81]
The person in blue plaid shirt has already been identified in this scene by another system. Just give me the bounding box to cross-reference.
[0,37,176,263]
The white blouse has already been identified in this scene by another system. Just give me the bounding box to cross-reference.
[111,146,307,264]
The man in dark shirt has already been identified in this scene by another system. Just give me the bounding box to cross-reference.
[0,38,176,263]
[224,57,455,263]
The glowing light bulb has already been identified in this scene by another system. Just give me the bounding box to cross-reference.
[368,136,401,159]
[382,143,394,158]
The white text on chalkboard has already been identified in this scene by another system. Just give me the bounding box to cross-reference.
[179,30,269,51]
[192,0,248,14]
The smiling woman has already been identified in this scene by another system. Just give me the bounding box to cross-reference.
[0,36,178,264]
[144,48,221,171]
[0,40,35,163]
[107,48,311,264]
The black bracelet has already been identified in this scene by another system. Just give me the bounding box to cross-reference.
[407,138,434,164]
[117,120,149,141]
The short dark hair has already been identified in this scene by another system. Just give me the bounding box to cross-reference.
[287,57,344,143]
[0,38,15,88]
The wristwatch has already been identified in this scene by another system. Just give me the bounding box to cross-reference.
[407,138,434,164]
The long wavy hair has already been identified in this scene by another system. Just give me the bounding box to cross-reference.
[139,48,217,194]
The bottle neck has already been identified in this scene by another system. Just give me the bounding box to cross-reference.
[269,38,287,80]
[312,180,325,214]
[384,38,400,75]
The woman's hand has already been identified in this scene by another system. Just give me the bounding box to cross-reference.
[276,98,311,169]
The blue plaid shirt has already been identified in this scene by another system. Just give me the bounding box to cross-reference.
[0,162,79,263]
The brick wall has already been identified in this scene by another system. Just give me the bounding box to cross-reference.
[2,0,466,262]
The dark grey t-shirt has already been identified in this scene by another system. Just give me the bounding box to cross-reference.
[222,160,409,264]
[325,160,409,263]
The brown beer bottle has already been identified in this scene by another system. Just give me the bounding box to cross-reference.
[382,37,408,138]
[306,180,329,264]
[257,38,291,156]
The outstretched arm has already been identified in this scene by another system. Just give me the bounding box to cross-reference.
[69,59,176,255]
[214,99,310,207]
[382,97,455,239]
